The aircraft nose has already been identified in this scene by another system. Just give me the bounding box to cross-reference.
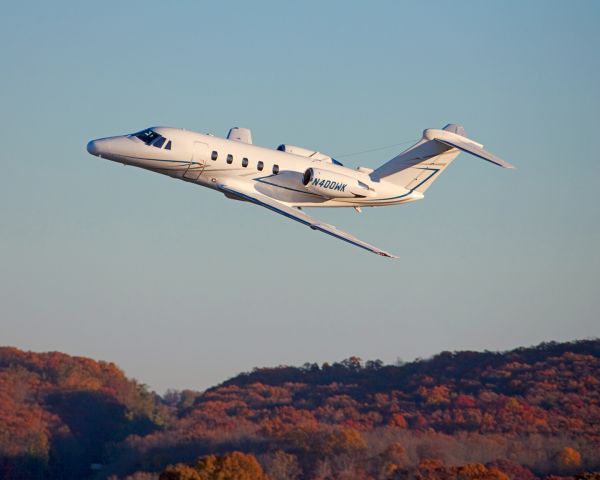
[86,140,99,156]
[86,138,111,157]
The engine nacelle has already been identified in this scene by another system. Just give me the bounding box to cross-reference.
[277,144,343,165]
[302,168,372,198]
[277,144,331,161]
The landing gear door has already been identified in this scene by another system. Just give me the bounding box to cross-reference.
[183,142,209,181]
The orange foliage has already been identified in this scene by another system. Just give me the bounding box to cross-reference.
[3,340,600,480]
[416,460,510,480]
[160,452,269,480]
[159,464,203,480]
[558,446,582,469]
[390,413,409,428]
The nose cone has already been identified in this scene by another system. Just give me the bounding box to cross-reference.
[86,138,112,158]
[87,140,99,156]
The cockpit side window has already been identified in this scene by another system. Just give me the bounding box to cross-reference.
[152,137,166,148]
[165,141,172,150]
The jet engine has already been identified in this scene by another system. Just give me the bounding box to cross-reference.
[277,144,344,165]
[302,168,372,198]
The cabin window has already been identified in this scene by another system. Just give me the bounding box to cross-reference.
[165,141,172,150]
[257,161,264,171]
[211,151,218,161]
[272,164,279,174]
[226,154,233,164]
[242,157,248,167]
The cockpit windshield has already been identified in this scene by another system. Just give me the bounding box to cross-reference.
[132,129,161,145]
[130,129,172,150]
[152,136,166,148]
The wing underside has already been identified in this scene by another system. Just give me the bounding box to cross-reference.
[217,184,397,258]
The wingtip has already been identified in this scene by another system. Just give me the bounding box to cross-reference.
[494,159,516,169]
[499,159,516,169]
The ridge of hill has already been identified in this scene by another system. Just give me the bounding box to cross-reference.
[0,340,599,479]
[205,339,600,437]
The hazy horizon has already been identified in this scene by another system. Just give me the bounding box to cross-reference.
[1,1,599,393]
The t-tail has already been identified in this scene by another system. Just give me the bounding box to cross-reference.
[371,124,514,194]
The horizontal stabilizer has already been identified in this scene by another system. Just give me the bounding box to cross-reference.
[435,138,515,169]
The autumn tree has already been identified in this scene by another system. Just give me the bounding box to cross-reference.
[195,452,268,480]
[576,473,600,480]
[415,460,510,480]
[370,442,411,479]
[261,450,301,480]
[556,446,582,473]
[159,464,202,480]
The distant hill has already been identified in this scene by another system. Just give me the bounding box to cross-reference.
[0,347,168,479]
[214,339,600,437]
[1,340,599,479]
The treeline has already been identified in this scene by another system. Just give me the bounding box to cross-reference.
[0,340,599,479]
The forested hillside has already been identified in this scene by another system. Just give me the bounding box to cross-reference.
[0,348,168,479]
[1,340,599,479]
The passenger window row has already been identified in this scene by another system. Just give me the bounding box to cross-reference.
[211,150,278,174]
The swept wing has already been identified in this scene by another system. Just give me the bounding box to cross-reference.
[217,183,397,258]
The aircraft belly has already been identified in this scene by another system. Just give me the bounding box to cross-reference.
[120,155,189,176]
[253,172,328,205]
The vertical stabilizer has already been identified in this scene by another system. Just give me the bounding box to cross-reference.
[371,124,465,193]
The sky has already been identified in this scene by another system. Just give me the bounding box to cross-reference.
[1,1,599,393]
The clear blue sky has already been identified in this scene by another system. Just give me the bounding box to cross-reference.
[1,1,598,392]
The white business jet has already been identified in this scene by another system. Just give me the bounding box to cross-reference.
[87,124,513,258]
